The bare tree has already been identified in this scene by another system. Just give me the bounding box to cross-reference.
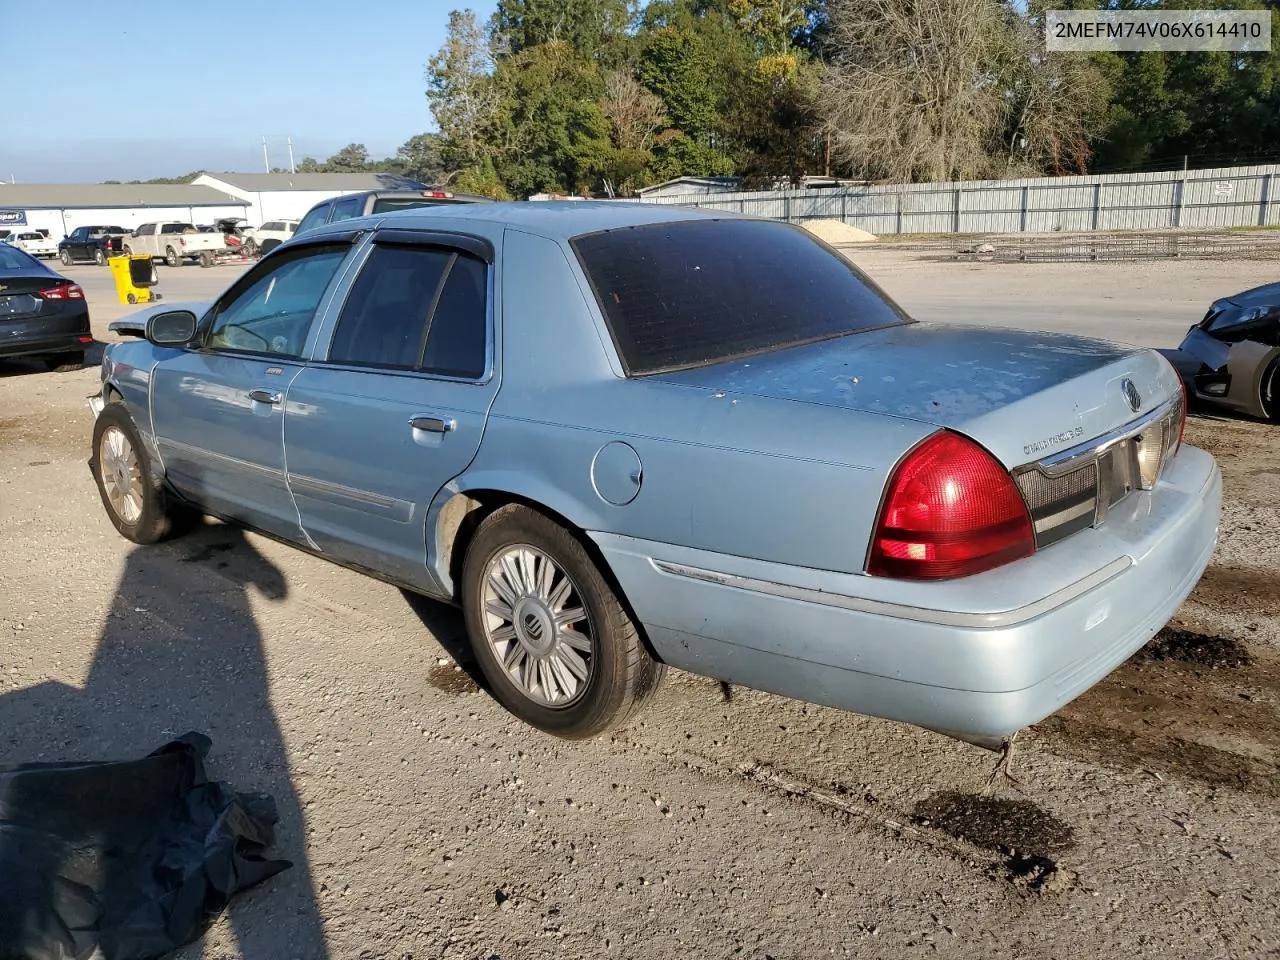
[1002,15,1111,176]
[600,70,668,153]
[820,0,1016,182]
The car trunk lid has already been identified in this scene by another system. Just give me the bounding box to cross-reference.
[650,322,1180,470]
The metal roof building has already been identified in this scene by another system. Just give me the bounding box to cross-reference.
[0,183,248,238]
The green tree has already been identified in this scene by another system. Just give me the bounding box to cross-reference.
[394,133,448,183]
[495,0,634,58]
[427,10,506,173]
[326,143,371,170]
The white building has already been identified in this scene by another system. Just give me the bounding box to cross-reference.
[0,184,249,239]
[193,172,430,225]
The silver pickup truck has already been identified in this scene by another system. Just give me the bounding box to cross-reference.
[122,221,227,267]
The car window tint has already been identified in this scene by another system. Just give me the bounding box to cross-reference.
[422,253,487,378]
[205,244,349,358]
[329,245,451,369]
[572,219,909,376]
[329,196,362,222]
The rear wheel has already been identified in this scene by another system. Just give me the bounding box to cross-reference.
[58,248,72,266]
[198,250,214,268]
[460,504,664,739]
[94,247,106,265]
[164,246,180,267]
[260,238,281,255]
[90,402,193,544]
[45,350,84,372]
[122,245,133,257]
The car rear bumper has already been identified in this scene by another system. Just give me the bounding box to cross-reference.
[0,308,92,358]
[593,445,1222,742]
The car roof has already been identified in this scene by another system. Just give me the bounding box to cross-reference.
[322,200,743,243]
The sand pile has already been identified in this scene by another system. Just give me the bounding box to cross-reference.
[801,219,877,244]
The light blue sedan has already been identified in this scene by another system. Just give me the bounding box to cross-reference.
[88,202,1221,747]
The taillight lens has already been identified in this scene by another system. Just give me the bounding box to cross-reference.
[39,283,84,300]
[868,431,1035,580]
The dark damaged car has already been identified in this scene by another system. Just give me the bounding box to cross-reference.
[1159,281,1280,422]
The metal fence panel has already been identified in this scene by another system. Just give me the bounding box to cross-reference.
[630,163,1280,235]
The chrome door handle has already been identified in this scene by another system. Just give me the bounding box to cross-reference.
[249,389,282,404]
[409,415,455,434]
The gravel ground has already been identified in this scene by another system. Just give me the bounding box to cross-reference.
[1,253,1278,960]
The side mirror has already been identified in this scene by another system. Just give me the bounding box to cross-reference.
[145,310,198,346]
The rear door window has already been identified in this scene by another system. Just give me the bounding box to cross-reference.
[571,219,909,376]
[329,196,363,222]
[296,204,331,235]
[327,243,488,378]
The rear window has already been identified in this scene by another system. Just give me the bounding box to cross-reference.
[371,198,449,214]
[0,246,37,270]
[571,219,909,376]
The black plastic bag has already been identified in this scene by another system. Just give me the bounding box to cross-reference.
[0,732,291,960]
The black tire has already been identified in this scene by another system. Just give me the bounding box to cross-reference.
[164,246,180,267]
[198,250,214,268]
[58,248,72,266]
[122,245,133,257]
[1262,359,1280,422]
[94,247,106,266]
[45,350,84,372]
[90,401,192,544]
[260,238,281,255]
[460,504,664,739]
[244,239,258,257]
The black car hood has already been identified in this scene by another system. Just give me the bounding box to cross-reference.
[1218,280,1280,309]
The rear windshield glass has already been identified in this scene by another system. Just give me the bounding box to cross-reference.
[0,246,36,270]
[571,218,909,376]
[371,198,451,213]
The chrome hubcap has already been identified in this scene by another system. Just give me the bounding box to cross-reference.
[481,545,593,707]
[99,426,143,524]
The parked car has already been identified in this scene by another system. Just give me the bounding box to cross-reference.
[248,219,298,255]
[5,230,59,259]
[58,225,128,265]
[89,203,1221,748]
[0,243,92,370]
[293,189,491,236]
[1158,281,1280,422]
[122,221,227,267]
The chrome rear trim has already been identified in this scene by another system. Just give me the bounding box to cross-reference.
[651,556,1133,629]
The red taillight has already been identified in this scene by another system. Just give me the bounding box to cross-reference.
[868,431,1034,581]
[422,190,453,199]
[39,283,84,300]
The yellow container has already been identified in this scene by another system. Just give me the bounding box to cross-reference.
[108,254,161,305]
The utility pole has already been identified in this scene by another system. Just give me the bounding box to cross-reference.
[286,137,296,174]
[262,137,270,173]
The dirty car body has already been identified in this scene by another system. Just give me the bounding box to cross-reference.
[1159,281,1280,422]
[88,203,1221,746]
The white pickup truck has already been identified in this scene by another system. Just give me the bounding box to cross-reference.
[122,221,228,267]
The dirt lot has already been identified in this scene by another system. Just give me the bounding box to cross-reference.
[2,253,1278,959]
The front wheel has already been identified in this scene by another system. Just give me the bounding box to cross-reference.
[90,402,193,544]
[164,247,180,267]
[1262,359,1280,422]
[460,504,664,739]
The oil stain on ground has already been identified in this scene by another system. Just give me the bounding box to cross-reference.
[1131,627,1252,669]
[912,791,1076,891]
[1039,628,1279,798]
[427,662,480,696]
[1191,565,1280,620]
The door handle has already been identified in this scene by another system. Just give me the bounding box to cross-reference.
[409,415,455,434]
[249,388,282,405]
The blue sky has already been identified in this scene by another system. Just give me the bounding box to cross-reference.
[0,0,499,183]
